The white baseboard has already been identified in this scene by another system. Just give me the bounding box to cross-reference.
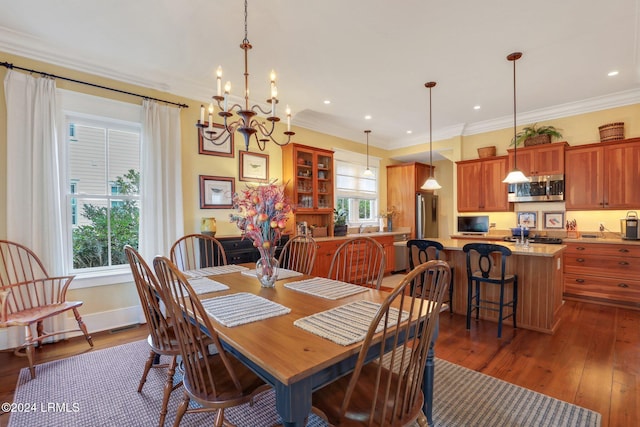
[0,305,144,349]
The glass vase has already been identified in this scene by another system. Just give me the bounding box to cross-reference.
[387,217,393,232]
[256,255,279,288]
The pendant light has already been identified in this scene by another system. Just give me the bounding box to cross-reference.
[502,52,530,184]
[421,81,442,190]
[363,130,374,177]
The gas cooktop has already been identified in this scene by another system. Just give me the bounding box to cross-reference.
[503,236,563,245]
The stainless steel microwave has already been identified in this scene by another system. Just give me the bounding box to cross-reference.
[508,174,564,202]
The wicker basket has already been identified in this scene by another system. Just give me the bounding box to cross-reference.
[523,134,551,146]
[477,146,496,158]
[598,122,624,142]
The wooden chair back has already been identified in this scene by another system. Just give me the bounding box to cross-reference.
[124,245,176,353]
[328,236,385,289]
[170,234,227,271]
[152,256,245,399]
[278,234,317,275]
[0,240,92,379]
[463,243,512,282]
[314,260,451,425]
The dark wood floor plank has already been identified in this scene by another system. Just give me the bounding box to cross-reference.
[1,300,638,427]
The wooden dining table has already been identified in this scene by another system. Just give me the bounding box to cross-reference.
[195,265,440,427]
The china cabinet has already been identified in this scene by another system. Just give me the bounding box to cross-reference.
[282,143,335,235]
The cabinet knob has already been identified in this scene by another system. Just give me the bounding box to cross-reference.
[576,247,585,251]
[618,283,629,288]
[575,278,585,284]
[619,261,629,266]
[619,248,630,253]
[576,258,585,263]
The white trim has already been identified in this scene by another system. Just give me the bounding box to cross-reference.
[64,305,143,338]
[70,267,133,289]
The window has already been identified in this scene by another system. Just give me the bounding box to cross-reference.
[334,150,379,225]
[62,95,141,274]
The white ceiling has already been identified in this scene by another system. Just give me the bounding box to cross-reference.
[1,0,639,163]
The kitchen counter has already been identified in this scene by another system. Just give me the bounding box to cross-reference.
[562,237,640,245]
[312,231,408,242]
[426,238,564,334]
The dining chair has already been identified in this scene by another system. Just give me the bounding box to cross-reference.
[407,239,454,313]
[170,233,227,271]
[463,243,518,338]
[152,256,269,427]
[277,234,317,275]
[124,245,183,427]
[327,236,386,289]
[312,259,451,426]
[0,240,93,379]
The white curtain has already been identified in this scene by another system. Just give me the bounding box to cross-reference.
[4,69,64,348]
[140,99,184,261]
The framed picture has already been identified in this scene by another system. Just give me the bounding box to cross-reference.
[199,175,234,209]
[543,211,565,229]
[198,123,234,157]
[239,151,269,182]
[516,211,537,229]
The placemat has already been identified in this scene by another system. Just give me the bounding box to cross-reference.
[183,264,248,278]
[187,277,230,294]
[201,292,291,327]
[294,300,408,346]
[240,268,304,280]
[284,277,368,300]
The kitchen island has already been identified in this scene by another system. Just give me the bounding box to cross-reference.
[428,238,566,334]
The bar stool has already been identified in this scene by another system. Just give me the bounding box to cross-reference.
[463,243,517,338]
[407,239,454,313]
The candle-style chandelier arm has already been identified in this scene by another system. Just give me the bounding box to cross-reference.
[252,119,295,151]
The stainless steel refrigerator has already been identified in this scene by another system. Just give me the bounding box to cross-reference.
[416,193,438,239]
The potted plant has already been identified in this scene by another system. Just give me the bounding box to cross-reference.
[333,208,348,236]
[512,123,563,147]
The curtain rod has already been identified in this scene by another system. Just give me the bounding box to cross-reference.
[1,61,189,108]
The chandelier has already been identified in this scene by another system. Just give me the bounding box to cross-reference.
[196,0,294,152]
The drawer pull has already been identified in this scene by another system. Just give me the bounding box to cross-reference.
[618,283,629,288]
[576,247,585,251]
[576,258,585,263]
[575,279,585,284]
[619,248,630,253]
[619,261,629,266]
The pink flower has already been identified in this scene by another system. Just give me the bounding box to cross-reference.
[230,181,293,259]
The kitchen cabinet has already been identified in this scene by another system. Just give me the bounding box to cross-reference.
[456,156,511,212]
[386,162,432,238]
[282,143,334,234]
[507,142,567,176]
[563,242,640,309]
[565,138,640,210]
[311,235,396,278]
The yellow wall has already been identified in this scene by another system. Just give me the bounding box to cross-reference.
[1,50,637,328]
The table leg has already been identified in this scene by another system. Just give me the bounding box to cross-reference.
[275,379,312,427]
[423,340,435,426]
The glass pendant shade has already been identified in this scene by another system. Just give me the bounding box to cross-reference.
[502,168,529,184]
[421,176,442,190]
[363,168,374,177]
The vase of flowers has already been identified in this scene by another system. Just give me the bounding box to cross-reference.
[230,181,292,288]
[380,207,398,232]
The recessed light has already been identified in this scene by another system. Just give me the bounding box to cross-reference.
[607,70,619,77]
[473,105,481,110]
[364,115,372,120]
[323,100,331,104]
[406,130,413,134]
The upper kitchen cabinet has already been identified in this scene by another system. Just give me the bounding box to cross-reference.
[565,138,640,210]
[457,156,511,212]
[507,142,568,176]
[282,143,334,234]
[386,162,432,238]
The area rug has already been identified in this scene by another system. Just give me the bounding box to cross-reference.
[7,340,601,427]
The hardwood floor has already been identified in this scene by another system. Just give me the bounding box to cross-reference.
[0,300,637,427]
